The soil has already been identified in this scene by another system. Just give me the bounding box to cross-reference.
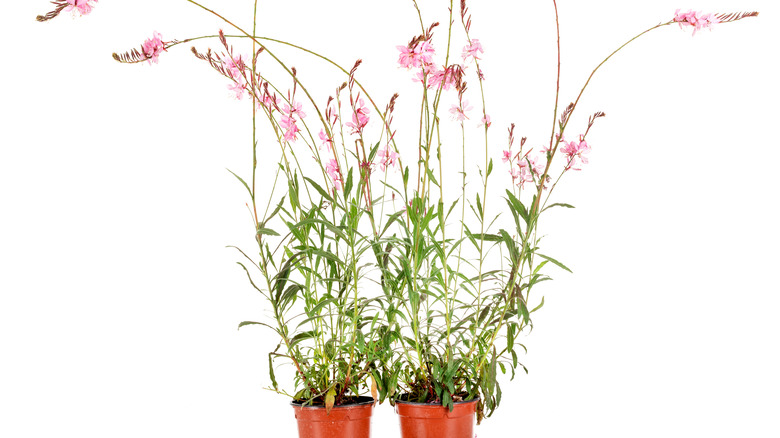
[291,395,374,407]
[396,392,471,404]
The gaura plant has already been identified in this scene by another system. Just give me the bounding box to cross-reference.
[36,0,758,423]
[38,0,399,413]
[365,1,758,423]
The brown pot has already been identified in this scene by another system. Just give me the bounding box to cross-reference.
[291,396,374,438]
[395,398,478,438]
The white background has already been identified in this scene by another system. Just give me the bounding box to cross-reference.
[3,1,779,437]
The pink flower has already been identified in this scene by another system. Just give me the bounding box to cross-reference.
[326,159,343,191]
[502,150,512,163]
[674,9,720,36]
[449,101,473,122]
[345,98,370,135]
[462,39,484,61]
[142,32,166,65]
[397,40,436,69]
[279,114,300,142]
[65,0,98,16]
[529,155,545,177]
[428,66,457,91]
[259,92,276,109]
[222,56,247,99]
[509,166,520,184]
[415,41,436,67]
[224,55,246,79]
[397,45,417,69]
[480,115,491,128]
[283,101,306,119]
[318,129,333,151]
[516,160,535,187]
[377,145,400,172]
[227,81,246,100]
[560,136,591,171]
[277,100,305,141]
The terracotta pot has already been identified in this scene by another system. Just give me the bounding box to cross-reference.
[395,397,478,438]
[291,396,374,438]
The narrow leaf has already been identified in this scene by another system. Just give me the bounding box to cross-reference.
[227,168,253,199]
[537,253,573,273]
[302,176,333,202]
[542,203,575,212]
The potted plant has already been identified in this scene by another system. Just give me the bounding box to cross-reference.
[366,2,758,438]
[32,1,759,437]
[35,1,404,437]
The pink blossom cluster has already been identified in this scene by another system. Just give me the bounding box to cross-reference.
[560,136,591,171]
[345,98,370,135]
[414,66,458,91]
[224,55,247,99]
[400,38,480,93]
[399,39,456,92]
[142,32,166,64]
[377,145,400,173]
[280,100,306,142]
[674,9,720,35]
[517,156,545,187]
[256,89,277,110]
[397,41,436,70]
[462,39,484,62]
[503,150,544,188]
[65,0,98,16]
[326,159,343,191]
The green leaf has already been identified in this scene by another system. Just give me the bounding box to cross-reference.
[517,298,530,322]
[479,233,503,242]
[288,177,299,211]
[499,229,519,263]
[226,168,253,200]
[309,298,336,316]
[478,305,491,324]
[310,248,343,265]
[542,203,575,212]
[280,284,303,306]
[532,260,549,275]
[268,353,278,390]
[446,199,460,221]
[344,168,354,196]
[536,253,573,273]
[507,323,515,352]
[302,176,333,203]
[505,190,529,224]
[263,196,286,227]
[292,218,347,241]
[531,296,545,313]
[289,330,315,348]
[426,167,440,187]
[381,210,405,237]
[238,321,276,331]
[256,228,280,237]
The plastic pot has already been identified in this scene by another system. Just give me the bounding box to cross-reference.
[395,397,478,438]
[291,396,374,438]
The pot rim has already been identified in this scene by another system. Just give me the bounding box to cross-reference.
[393,395,480,406]
[290,395,375,408]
